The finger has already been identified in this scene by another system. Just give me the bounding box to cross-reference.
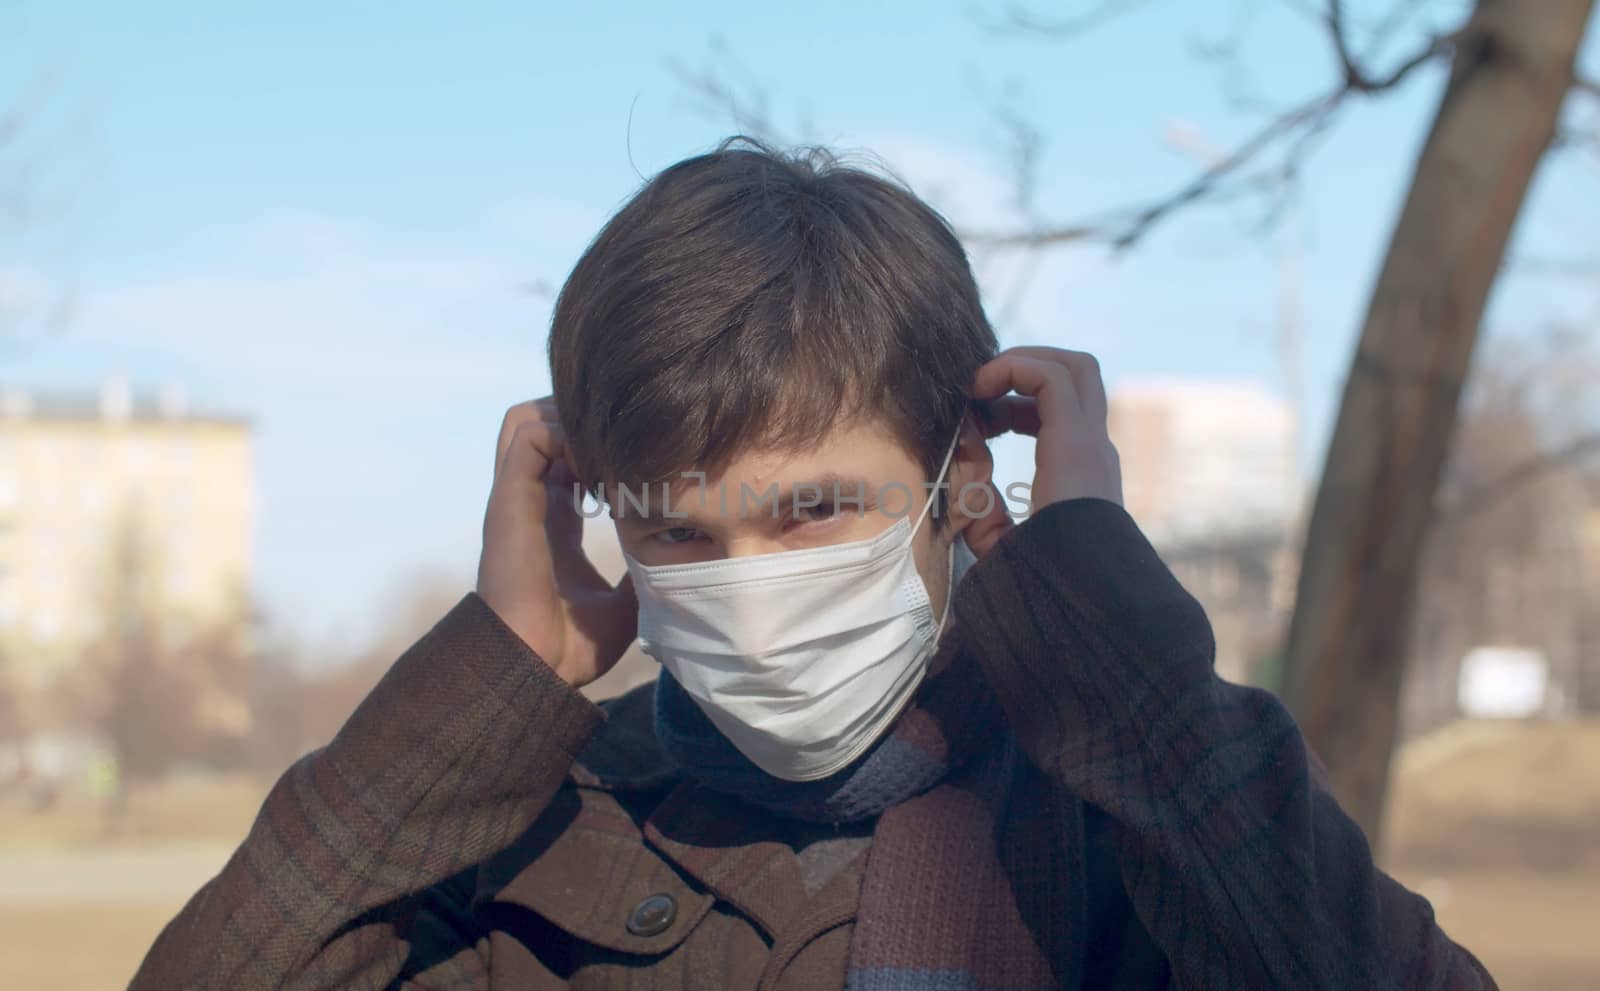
[500,417,566,494]
[545,463,609,592]
[1002,347,1107,424]
[533,396,585,480]
[542,456,587,548]
[976,395,1041,439]
[962,480,1016,558]
[972,353,1081,430]
[496,399,557,478]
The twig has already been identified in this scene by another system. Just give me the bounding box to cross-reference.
[963,12,1451,253]
[1440,433,1600,523]
[1325,0,1364,86]
[1187,0,1275,115]
[982,0,1161,38]
[1552,125,1600,156]
[673,4,1455,256]
[664,38,784,144]
[965,88,1345,250]
[1505,253,1600,278]
[1325,0,1450,91]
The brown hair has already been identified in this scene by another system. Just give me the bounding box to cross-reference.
[548,136,997,497]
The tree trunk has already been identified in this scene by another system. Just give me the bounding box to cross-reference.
[1280,0,1595,845]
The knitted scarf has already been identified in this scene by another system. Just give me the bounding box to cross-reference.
[654,632,1061,989]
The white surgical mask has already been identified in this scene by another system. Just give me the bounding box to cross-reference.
[625,436,963,782]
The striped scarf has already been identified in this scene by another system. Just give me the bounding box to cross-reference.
[654,634,1061,989]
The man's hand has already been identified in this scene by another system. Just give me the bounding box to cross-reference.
[476,398,637,689]
[964,347,1123,558]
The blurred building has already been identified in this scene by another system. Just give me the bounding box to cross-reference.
[1403,439,1595,738]
[0,378,253,693]
[1160,531,1300,685]
[1109,380,1301,545]
[1108,380,1303,684]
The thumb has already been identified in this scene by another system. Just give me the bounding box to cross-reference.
[598,573,640,662]
[962,480,1016,559]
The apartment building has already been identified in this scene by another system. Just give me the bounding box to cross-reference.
[0,379,253,693]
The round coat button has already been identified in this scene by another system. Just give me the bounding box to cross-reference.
[626,893,677,937]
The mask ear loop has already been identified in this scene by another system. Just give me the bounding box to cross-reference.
[911,430,963,630]
[910,430,962,538]
[935,529,958,630]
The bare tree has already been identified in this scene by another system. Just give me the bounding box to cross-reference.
[0,63,88,343]
[253,571,470,775]
[69,510,257,822]
[243,642,308,780]
[0,648,24,791]
[1407,331,1598,742]
[70,512,194,822]
[1280,1,1595,842]
[675,0,1600,838]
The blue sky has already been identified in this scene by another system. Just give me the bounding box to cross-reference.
[4,1,1597,653]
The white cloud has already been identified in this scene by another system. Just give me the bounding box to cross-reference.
[16,205,601,645]
[81,219,546,392]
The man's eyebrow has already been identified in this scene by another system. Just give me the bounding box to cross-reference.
[610,473,878,524]
[761,474,876,511]
[608,482,714,525]
[789,474,873,501]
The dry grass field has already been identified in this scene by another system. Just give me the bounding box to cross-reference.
[1,720,1596,990]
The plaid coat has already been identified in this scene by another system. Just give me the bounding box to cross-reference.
[130,499,1496,989]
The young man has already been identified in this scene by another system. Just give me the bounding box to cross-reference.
[133,140,1495,989]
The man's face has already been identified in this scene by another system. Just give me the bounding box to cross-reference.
[610,417,990,619]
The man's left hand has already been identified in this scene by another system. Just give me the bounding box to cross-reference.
[964,347,1123,558]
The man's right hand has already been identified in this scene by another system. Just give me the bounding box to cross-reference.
[476,398,637,689]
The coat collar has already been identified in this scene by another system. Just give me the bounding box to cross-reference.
[482,677,867,945]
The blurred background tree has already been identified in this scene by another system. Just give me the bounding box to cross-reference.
[65,510,258,829]
[1408,328,1600,732]
[681,0,1600,840]
[973,0,1599,842]
[1,60,89,346]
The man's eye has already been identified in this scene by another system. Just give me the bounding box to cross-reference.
[793,502,859,526]
[655,526,702,544]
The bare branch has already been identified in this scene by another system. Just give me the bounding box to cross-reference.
[964,71,1045,216]
[1362,0,1433,52]
[1324,0,1363,86]
[664,36,786,144]
[981,0,1161,38]
[1187,0,1276,115]
[1274,0,1325,28]
[0,68,62,151]
[1505,253,1600,278]
[1362,30,1457,91]
[963,15,1451,253]
[1324,1,1458,93]
[1551,124,1600,157]
[1440,433,1600,523]
[965,87,1344,250]
[674,4,1454,258]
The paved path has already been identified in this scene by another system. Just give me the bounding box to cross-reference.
[0,842,233,906]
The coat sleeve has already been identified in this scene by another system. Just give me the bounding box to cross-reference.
[953,499,1498,991]
[128,593,605,991]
